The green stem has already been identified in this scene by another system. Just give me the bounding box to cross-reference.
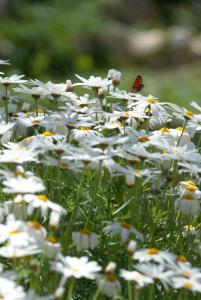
[92,287,101,300]
[177,289,187,300]
[56,165,62,205]
[85,162,102,228]
[67,278,75,300]
[130,178,142,226]
[4,86,8,123]
[134,289,140,300]
[66,172,85,248]
[148,284,155,300]
[177,119,188,147]
[128,282,133,300]
[128,256,133,300]
[34,98,38,116]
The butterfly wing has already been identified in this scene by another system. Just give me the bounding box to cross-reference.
[131,75,144,93]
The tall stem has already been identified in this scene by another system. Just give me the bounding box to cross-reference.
[134,289,140,300]
[92,288,101,300]
[66,172,85,248]
[4,86,8,123]
[128,282,133,300]
[148,284,155,300]
[35,98,38,116]
[128,256,133,300]
[85,161,102,228]
[177,119,188,147]
[67,278,75,300]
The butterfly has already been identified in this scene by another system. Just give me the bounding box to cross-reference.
[131,75,144,93]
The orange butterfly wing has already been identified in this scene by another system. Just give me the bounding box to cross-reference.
[131,75,144,93]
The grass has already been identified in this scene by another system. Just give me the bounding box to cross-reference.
[121,62,201,107]
[0,63,201,299]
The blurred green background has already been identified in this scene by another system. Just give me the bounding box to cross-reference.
[0,0,201,106]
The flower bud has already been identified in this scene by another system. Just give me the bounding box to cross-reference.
[55,286,65,300]
[105,262,116,273]
[66,80,73,92]
[125,173,135,187]
[127,240,137,256]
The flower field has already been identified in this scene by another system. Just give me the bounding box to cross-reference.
[0,61,201,299]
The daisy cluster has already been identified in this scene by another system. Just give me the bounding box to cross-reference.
[0,60,200,299]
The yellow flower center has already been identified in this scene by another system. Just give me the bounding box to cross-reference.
[79,127,91,131]
[105,273,117,282]
[177,255,187,262]
[183,282,193,289]
[176,127,184,132]
[22,137,32,143]
[121,222,131,230]
[37,194,48,202]
[47,236,58,244]
[42,131,53,137]
[31,120,40,125]
[138,136,150,143]
[8,229,21,235]
[71,267,79,273]
[162,149,169,155]
[17,145,27,150]
[184,111,194,117]
[114,122,123,128]
[185,180,196,187]
[26,111,32,116]
[28,221,42,229]
[119,111,130,120]
[147,248,159,255]
[14,171,26,178]
[146,98,157,104]
[184,224,195,231]
[185,186,196,192]
[182,194,194,201]
[81,228,92,235]
[159,127,169,133]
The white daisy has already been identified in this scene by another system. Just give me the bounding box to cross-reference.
[107,69,121,86]
[30,80,75,99]
[0,276,26,300]
[2,176,45,194]
[22,194,65,216]
[0,60,10,65]
[0,74,27,86]
[172,276,201,292]
[51,255,101,279]
[120,269,153,287]
[103,222,144,241]
[74,74,112,90]
[72,228,99,251]
[98,274,121,298]
[43,237,61,259]
[135,263,175,289]
[133,248,175,265]
[0,245,41,258]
